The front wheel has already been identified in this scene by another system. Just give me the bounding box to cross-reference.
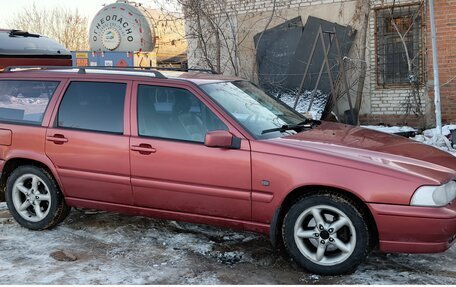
[5,165,70,230]
[282,194,370,275]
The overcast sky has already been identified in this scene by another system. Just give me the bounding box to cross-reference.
[0,0,177,28]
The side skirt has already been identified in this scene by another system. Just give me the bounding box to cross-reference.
[66,197,270,235]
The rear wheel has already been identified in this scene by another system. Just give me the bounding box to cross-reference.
[282,193,370,275]
[5,165,70,230]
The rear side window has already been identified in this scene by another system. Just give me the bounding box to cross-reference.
[0,80,59,125]
[57,82,126,134]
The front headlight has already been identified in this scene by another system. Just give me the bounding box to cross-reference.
[411,181,456,207]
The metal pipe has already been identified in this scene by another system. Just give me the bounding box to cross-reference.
[429,0,442,135]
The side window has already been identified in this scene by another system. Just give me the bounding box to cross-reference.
[0,80,59,125]
[137,85,228,143]
[57,82,126,134]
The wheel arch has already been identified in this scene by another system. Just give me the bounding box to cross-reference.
[0,157,63,202]
[270,185,379,251]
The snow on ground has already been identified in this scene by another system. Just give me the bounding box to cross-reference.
[424,124,456,137]
[413,133,456,157]
[0,202,455,284]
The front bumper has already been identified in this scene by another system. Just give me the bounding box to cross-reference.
[368,201,456,253]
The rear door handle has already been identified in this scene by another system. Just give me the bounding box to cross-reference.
[46,134,68,144]
[131,144,156,155]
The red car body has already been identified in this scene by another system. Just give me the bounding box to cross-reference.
[0,69,455,258]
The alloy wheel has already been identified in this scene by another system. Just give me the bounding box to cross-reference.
[11,173,52,223]
[293,204,356,266]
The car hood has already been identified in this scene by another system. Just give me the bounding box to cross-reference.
[269,121,456,184]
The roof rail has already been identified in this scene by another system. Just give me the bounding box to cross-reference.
[3,66,73,72]
[146,67,220,74]
[2,66,167,79]
[77,66,168,78]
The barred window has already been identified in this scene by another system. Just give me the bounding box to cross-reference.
[376,4,423,87]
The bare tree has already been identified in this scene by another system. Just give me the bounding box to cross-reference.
[8,3,88,51]
[351,0,372,123]
[178,0,240,74]
[179,0,221,72]
[177,0,272,77]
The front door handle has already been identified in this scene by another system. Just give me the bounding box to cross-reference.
[46,134,68,144]
[131,144,156,155]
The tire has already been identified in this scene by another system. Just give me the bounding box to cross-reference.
[5,165,70,230]
[282,193,370,275]
[56,202,72,224]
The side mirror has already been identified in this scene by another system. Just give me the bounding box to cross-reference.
[204,130,241,149]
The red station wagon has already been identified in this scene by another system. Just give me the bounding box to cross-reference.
[0,67,455,275]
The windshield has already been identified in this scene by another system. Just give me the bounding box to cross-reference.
[201,81,309,139]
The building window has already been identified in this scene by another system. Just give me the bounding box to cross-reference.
[376,4,423,87]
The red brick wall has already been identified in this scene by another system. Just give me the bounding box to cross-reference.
[427,0,456,124]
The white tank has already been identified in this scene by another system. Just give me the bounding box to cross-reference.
[89,1,155,52]
[89,1,187,64]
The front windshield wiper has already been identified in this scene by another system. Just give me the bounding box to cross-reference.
[261,119,321,135]
[261,125,310,135]
[296,119,321,125]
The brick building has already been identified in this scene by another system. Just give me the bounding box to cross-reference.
[184,0,456,127]
[428,1,456,125]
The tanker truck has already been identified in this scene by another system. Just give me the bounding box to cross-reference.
[73,0,187,68]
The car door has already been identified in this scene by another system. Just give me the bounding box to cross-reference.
[45,80,133,205]
[130,81,252,220]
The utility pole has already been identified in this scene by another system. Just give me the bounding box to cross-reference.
[429,0,442,135]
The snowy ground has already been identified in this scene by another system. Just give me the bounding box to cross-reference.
[0,202,454,284]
